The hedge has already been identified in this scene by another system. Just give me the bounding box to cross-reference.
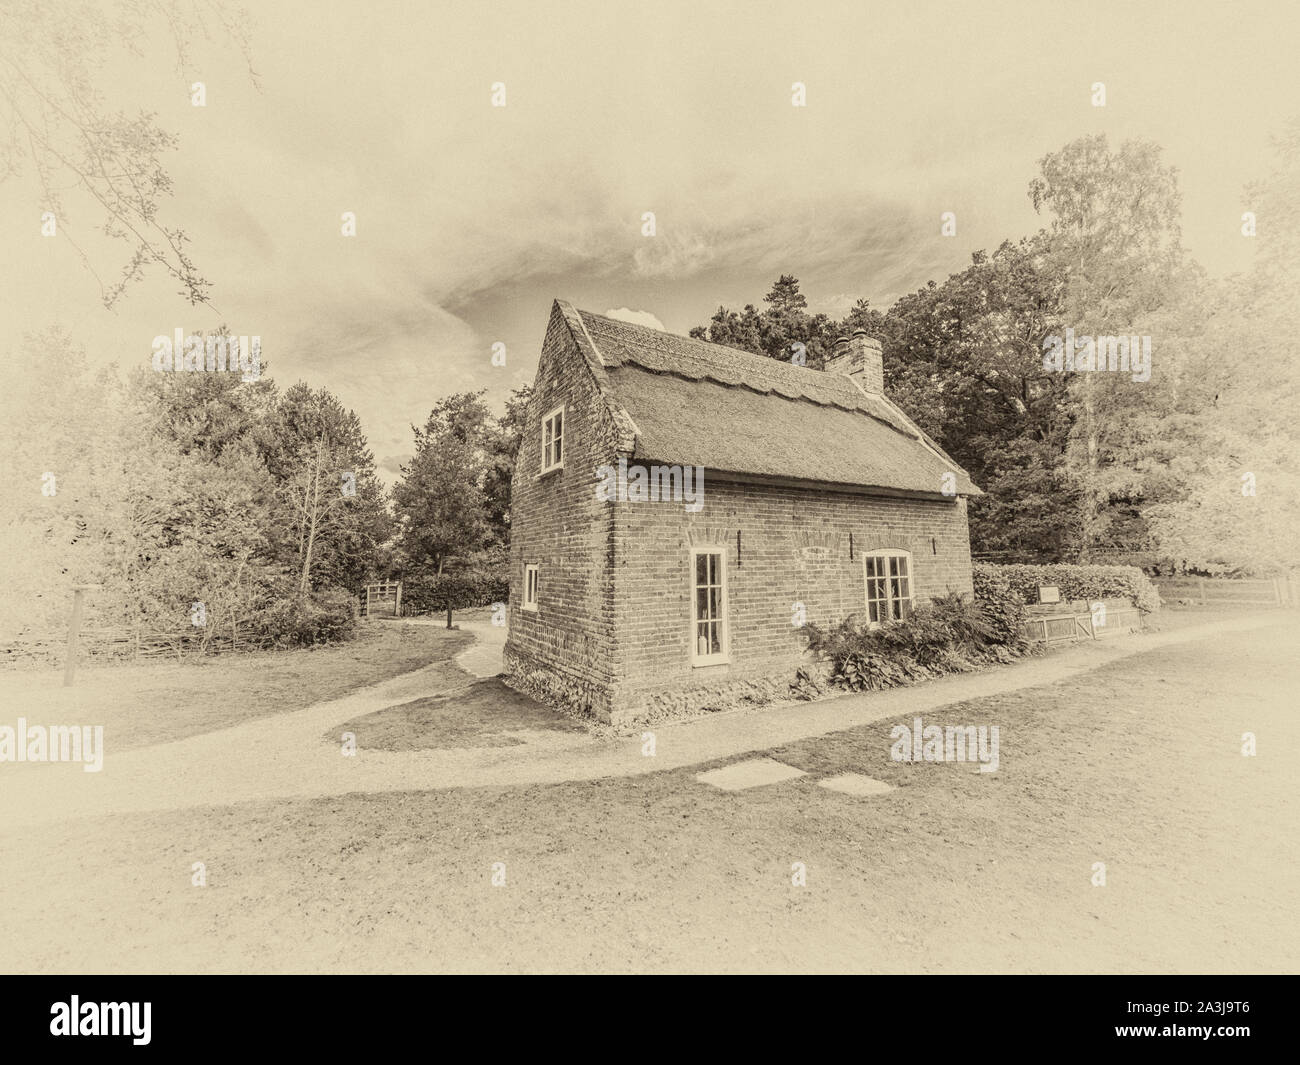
[976,562,1161,614]
[400,572,509,615]
[970,564,1030,643]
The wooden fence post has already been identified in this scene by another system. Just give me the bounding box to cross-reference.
[62,583,101,687]
[62,588,85,687]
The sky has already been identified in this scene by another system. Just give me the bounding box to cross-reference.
[2,0,1297,480]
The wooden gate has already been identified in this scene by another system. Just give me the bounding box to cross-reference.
[361,581,402,618]
[1150,577,1291,607]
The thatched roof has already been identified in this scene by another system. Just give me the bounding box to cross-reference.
[553,300,979,499]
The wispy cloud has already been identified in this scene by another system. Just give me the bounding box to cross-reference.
[604,307,665,330]
[0,0,1290,473]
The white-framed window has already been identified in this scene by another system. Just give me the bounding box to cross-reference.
[541,405,565,473]
[690,547,728,665]
[523,564,539,612]
[864,550,913,624]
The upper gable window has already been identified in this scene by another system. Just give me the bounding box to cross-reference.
[864,550,913,624]
[541,405,564,473]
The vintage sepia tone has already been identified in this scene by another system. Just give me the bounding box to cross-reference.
[0,0,1296,977]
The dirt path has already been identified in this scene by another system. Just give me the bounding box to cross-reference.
[0,612,1289,827]
[394,613,507,679]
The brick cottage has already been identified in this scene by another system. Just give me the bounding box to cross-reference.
[504,299,980,725]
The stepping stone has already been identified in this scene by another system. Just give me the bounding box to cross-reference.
[696,757,807,791]
[817,772,895,797]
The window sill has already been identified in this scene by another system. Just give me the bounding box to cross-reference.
[535,464,564,481]
[691,655,730,669]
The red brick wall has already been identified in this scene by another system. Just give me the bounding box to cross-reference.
[504,305,977,724]
[608,479,974,719]
[503,307,622,717]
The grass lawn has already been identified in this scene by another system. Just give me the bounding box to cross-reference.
[331,678,588,750]
[1,620,1294,973]
[0,621,471,751]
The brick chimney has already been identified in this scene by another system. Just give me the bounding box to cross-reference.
[822,329,884,394]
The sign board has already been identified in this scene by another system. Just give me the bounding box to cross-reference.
[1037,585,1061,604]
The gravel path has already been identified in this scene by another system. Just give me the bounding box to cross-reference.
[0,612,1288,827]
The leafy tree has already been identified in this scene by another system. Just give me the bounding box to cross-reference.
[135,338,277,457]
[0,0,255,306]
[0,331,383,650]
[393,391,494,578]
[691,276,840,366]
[482,385,533,549]
[261,383,389,594]
[1029,134,1197,560]
[1143,121,1300,574]
[689,136,1225,566]
[0,329,134,633]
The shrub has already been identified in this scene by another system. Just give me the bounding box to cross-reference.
[928,591,1002,652]
[252,587,357,648]
[971,564,1030,644]
[977,562,1160,614]
[801,592,1026,693]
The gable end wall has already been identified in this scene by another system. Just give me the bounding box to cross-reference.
[503,308,623,719]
